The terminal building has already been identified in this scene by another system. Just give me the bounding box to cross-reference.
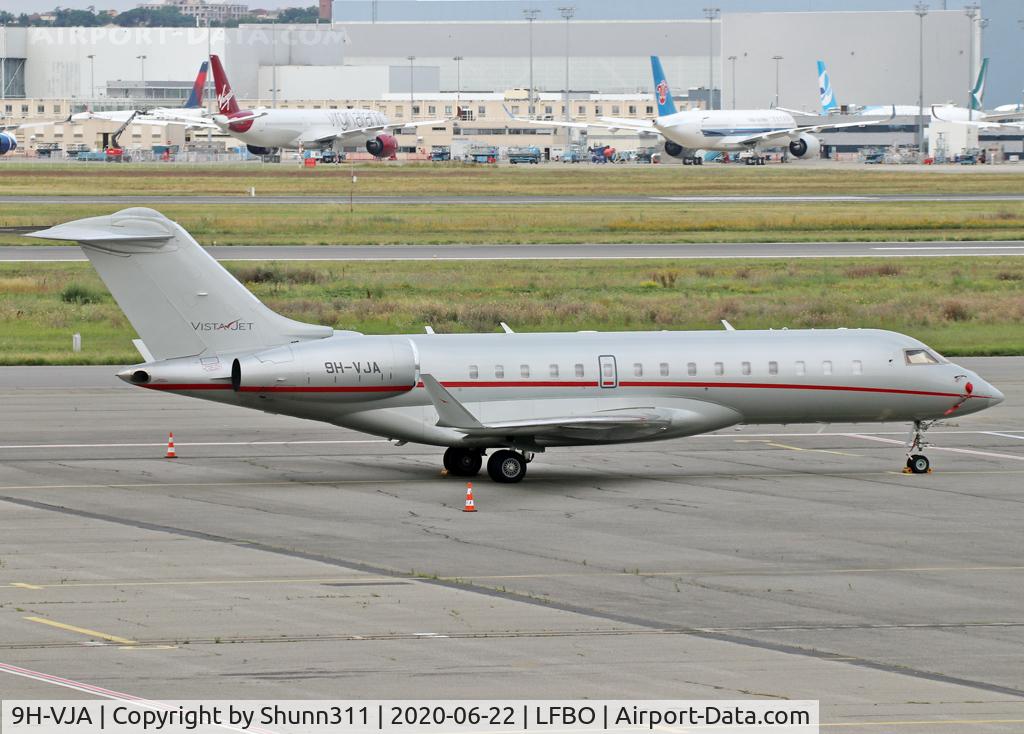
[0,1,1020,160]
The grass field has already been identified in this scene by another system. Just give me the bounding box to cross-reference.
[0,161,1023,197]
[4,201,1024,245]
[2,258,1022,364]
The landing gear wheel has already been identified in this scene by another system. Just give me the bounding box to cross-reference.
[908,454,930,474]
[487,450,527,483]
[443,447,482,477]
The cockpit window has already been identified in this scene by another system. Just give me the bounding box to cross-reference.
[904,348,941,365]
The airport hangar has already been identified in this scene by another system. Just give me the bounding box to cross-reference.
[2,4,1021,159]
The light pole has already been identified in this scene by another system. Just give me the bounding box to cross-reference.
[772,55,783,108]
[558,6,574,145]
[523,9,539,118]
[272,24,278,109]
[703,7,719,110]
[136,55,146,104]
[86,54,95,99]
[1,23,6,101]
[407,55,415,119]
[453,55,463,119]
[727,54,737,110]
[1019,20,1024,110]
[915,3,928,153]
[964,3,979,121]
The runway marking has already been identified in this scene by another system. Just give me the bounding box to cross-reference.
[0,576,402,590]
[23,616,137,645]
[984,431,1024,441]
[874,245,1024,250]
[844,433,1024,461]
[738,439,859,457]
[0,662,272,734]
[0,439,388,450]
[11,582,43,590]
[0,479,437,491]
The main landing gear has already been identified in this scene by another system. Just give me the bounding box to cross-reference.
[442,447,533,483]
[905,420,933,474]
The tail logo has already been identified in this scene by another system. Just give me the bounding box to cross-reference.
[656,80,669,107]
[217,89,235,111]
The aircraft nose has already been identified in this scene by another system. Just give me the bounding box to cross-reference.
[986,383,1005,406]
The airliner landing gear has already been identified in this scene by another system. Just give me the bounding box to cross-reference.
[487,450,529,483]
[443,447,482,477]
[905,420,933,474]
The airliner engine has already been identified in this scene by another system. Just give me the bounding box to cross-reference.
[231,336,418,400]
[788,134,821,159]
[366,134,398,159]
[0,132,17,155]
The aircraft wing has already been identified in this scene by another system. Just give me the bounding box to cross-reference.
[732,106,895,146]
[504,106,655,133]
[421,375,674,440]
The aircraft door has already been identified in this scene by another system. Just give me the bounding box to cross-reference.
[598,355,618,388]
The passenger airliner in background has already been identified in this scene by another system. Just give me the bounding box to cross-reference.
[808,59,1022,129]
[508,56,889,164]
[165,55,446,158]
[31,209,1003,483]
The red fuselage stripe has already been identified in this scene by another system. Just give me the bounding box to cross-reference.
[139,381,975,399]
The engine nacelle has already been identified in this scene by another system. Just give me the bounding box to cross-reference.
[366,134,398,159]
[0,132,17,155]
[663,140,686,159]
[788,134,821,160]
[246,144,274,156]
[231,335,417,401]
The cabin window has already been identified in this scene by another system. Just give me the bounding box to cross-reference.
[852,360,863,375]
[795,360,806,376]
[469,365,479,379]
[633,363,643,377]
[687,362,697,376]
[823,360,833,375]
[660,362,669,376]
[494,365,504,378]
[904,348,941,365]
[574,363,584,377]
[549,364,559,377]
[741,361,751,376]
[714,362,724,376]
[768,361,778,375]
[520,364,530,378]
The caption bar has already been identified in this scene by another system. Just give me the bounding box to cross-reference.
[2,701,818,734]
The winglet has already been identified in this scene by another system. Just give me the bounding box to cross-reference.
[721,320,736,331]
[421,374,484,429]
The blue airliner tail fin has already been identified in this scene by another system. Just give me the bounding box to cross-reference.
[650,56,678,117]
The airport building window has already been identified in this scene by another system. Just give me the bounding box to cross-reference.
[575,363,584,377]
[660,362,669,377]
[445,105,452,115]
[477,105,486,116]
[520,364,530,378]
[545,106,553,114]
[687,362,697,376]
[37,104,44,114]
[52,105,61,114]
[412,105,421,115]
[394,106,403,118]
[852,360,863,375]
[428,105,436,115]
[4,104,10,114]
[769,361,778,375]
[646,105,654,115]
[741,361,751,376]
[578,105,586,115]
[795,360,806,376]
[628,105,637,115]
[495,365,504,378]
[595,106,603,116]
[550,364,559,377]
[714,362,724,376]
[469,365,479,379]
[511,106,520,115]
[612,105,620,115]
[20,104,28,114]
[633,363,643,377]
[823,360,833,375]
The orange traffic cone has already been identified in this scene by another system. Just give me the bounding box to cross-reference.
[463,482,476,512]
[165,432,177,459]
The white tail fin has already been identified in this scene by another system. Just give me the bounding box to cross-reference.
[29,208,332,360]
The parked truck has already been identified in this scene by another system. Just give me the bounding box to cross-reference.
[508,146,541,164]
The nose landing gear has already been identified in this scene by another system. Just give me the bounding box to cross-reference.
[904,420,933,474]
